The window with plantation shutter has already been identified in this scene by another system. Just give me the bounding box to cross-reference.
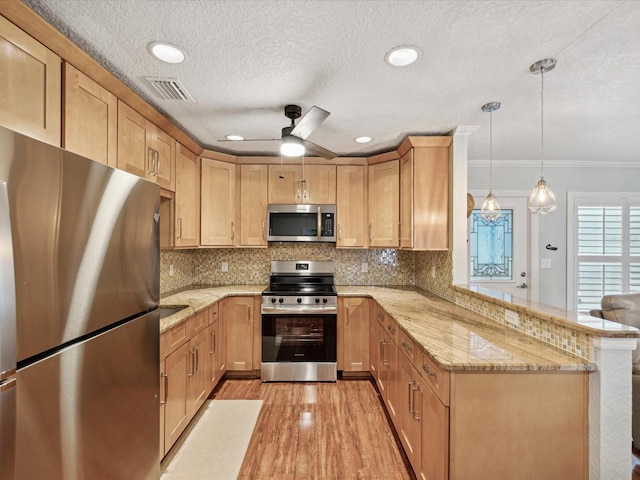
[572,197,640,313]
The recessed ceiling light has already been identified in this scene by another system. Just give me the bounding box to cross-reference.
[385,45,421,67]
[225,134,244,141]
[147,41,185,64]
[354,136,372,143]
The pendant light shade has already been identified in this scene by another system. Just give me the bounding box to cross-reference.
[528,58,557,214]
[480,101,501,222]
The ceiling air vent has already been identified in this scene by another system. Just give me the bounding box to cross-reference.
[144,77,194,101]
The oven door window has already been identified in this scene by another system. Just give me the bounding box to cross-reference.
[262,314,336,362]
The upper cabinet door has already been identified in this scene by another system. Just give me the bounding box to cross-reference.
[400,139,451,251]
[368,160,400,247]
[336,165,366,248]
[268,164,336,204]
[175,143,200,248]
[0,16,61,146]
[63,63,117,166]
[152,128,176,191]
[201,158,236,246]
[117,101,152,178]
[239,164,268,246]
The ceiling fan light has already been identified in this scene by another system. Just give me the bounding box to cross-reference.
[385,45,421,67]
[147,41,185,64]
[527,176,557,214]
[281,135,305,157]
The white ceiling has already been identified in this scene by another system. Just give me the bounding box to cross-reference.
[25,0,640,162]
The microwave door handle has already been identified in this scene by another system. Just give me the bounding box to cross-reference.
[317,206,322,241]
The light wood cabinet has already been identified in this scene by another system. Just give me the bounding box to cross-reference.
[63,63,117,166]
[174,143,200,247]
[201,158,236,246]
[399,352,422,474]
[239,164,268,246]
[268,164,336,204]
[117,100,176,190]
[368,160,399,247]
[0,15,61,145]
[162,340,190,456]
[338,297,370,372]
[336,165,367,248]
[160,307,222,458]
[399,138,450,250]
[222,296,256,371]
[377,320,399,428]
[419,374,449,480]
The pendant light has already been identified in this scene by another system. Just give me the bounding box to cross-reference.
[480,101,501,222]
[528,58,557,214]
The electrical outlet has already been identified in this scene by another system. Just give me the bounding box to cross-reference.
[361,262,368,273]
[504,309,519,327]
[541,258,551,269]
[431,265,436,278]
[169,264,174,277]
[221,261,228,272]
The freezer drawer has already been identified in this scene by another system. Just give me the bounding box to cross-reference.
[15,310,160,480]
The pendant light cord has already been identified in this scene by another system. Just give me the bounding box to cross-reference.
[489,108,493,191]
[540,67,545,177]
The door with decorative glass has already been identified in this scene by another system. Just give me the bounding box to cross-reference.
[468,195,531,300]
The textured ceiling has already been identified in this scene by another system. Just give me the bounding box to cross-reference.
[25,0,640,162]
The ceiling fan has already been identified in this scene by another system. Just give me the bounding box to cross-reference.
[219,104,337,160]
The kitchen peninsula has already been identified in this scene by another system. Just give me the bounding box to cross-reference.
[159,283,604,479]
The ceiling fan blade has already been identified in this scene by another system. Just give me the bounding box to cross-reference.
[290,106,330,140]
[217,138,279,142]
[303,140,337,160]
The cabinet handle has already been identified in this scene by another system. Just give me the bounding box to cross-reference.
[247,304,252,321]
[262,221,266,241]
[412,385,420,421]
[231,222,235,240]
[380,339,387,366]
[422,363,437,378]
[177,217,183,239]
[160,372,168,405]
[369,223,372,242]
[408,380,415,413]
[295,180,300,200]
[338,224,342,241]
[210,332,216,355]
[195,346,199,372]
[387,324,395,335]
[147,148,155,174]
[155,150,160,175]
[345,303,349,323]
[401,340,412,353]
[188,349,195,376]
[301,179,307,200]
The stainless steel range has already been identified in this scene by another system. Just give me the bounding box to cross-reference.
[261,260,337,382]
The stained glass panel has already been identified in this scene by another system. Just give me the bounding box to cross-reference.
[470,209,513,281]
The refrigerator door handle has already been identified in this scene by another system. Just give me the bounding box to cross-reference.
[0,181,17,379]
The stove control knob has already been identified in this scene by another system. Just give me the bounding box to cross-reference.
[271,298,277,304]
[278,298,284,304]
[297,297,302,304]
[315,298,320,304]
[322,298,328,304]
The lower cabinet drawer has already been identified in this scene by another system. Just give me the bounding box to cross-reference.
[420,352,450,406]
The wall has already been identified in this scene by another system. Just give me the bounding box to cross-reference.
[160,245,415,294]
[468,161,640,309]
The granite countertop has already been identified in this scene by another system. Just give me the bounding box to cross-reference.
[160,284,595,372]
[455,284,640,338]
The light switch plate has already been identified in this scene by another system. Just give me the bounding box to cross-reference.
[504,309,520,327]
[221,261,228,272]
[541,258,551,269]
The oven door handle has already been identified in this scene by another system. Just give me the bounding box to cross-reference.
[261,306,337,315]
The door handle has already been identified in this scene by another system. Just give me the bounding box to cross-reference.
[516,283,528,289]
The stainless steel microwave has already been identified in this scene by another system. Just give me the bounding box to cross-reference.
[267,204,336,242]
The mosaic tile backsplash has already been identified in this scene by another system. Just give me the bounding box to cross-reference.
[161,244,415,294]
[161,247,591,360]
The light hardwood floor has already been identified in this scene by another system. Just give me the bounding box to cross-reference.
[212,378,415,480]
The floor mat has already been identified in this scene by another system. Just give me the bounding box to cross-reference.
[161,399,263,480]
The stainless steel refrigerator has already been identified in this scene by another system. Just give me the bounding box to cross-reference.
[0,126,160,479]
